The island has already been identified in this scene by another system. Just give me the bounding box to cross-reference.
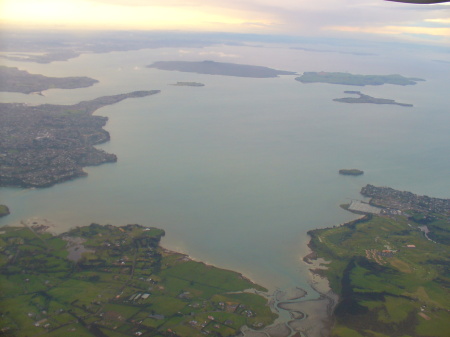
[0,205,9,217]
[0,223,277,337]
[147,60,297,78]
[305,185,450,337]
[171,82,205,87]
[0,66,98,94]
[339,169,364,176]
[295,72,424,86]
[0,91,160,188]
[333,91,413,107]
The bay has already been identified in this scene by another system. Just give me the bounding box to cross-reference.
[1,43,449,294]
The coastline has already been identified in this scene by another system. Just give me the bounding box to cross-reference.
[1,221,279,337]
[13,217,267,293]
[294,215,369,337]
[159,246,268,293]
[6,217,340,337]
[303,215,367,265]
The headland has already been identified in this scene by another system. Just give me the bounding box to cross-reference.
[0,91,160,189]
[0,66,98,94]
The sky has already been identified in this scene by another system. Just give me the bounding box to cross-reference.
[1,0,449,44]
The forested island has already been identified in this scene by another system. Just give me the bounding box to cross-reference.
[0,223,276,337]
[305,186,450,337]
[148,60,297,78]
[334,91,413,107]
[296,72,424,86]
[0,66,98,94]
[0,91,160,188]
[339,169,364,176]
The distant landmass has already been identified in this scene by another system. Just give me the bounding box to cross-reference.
[171,81,205,87]
[334,91,413,107]
[296,72,424,86]
[0,51,81,64]
[0,223,276,337]
[305,185,450,337]
[148,60,297,78]
[0,66,98,94]
[0,31,222,64]
[0,91,159,188]
[339,169,364,176]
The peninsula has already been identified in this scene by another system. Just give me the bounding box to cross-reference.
[148,60,297,78]
[0,223,276,337]
[306,186,450,337]
[334,91,413,107]
[0,91,160,188]
[339,169,364,176]
[0,66,98,94]
[295,72,424,86]
[361,184,450,215]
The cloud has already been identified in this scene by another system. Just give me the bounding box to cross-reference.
[326,24,450,38]
[88,0,201,6]
[2,0,450,42]
[198,51,239,58]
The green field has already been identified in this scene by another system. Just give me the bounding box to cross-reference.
[0,224,276,337]
[308,212,450,337]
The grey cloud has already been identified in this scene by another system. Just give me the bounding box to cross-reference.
[86,0,450,34]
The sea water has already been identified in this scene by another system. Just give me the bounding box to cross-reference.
[1,43,450,293]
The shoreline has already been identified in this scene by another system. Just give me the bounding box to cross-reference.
[292,214,371,337]
[159,246,268,293]
[9,217,269,293]
[5,216,339,337]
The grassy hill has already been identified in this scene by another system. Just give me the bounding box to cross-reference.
[308,212,450,337]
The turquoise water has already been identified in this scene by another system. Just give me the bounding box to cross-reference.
[1,44,449,292]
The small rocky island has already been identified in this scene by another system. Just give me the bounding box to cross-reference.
[0,91,160,188]
[295,72,424,86]
[0,66,98,94]
[333,91,413,107]
[171,81,205,87]
[339,169,364,176]
[148,60,297,78]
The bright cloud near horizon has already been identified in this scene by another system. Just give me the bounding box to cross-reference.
[1,0,449,43]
